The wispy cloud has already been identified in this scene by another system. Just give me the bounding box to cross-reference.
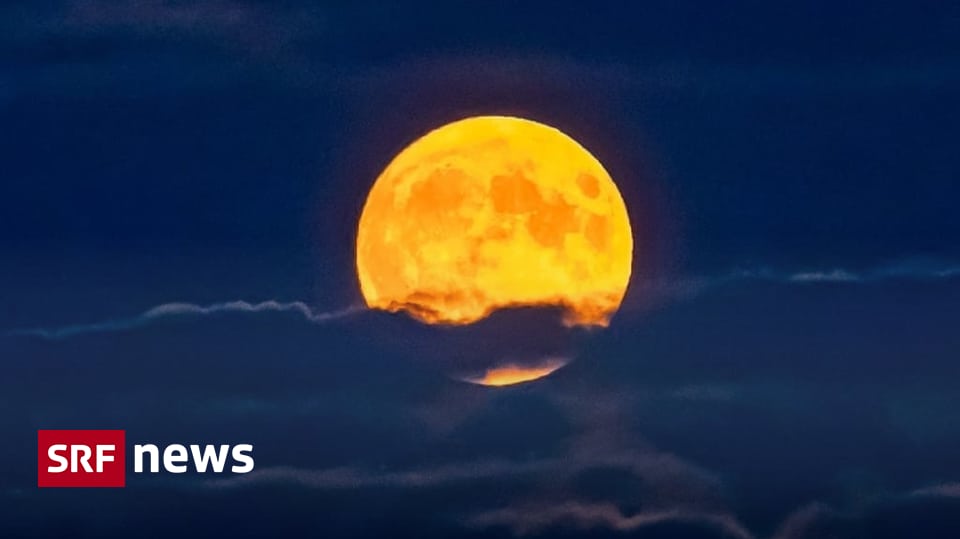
[911,482,960,498]
[787,269,860,283]
[771,483,960,539]
[746,260,960,284]
[467,502,754,538]
[63,0,324,53]
[205,384,726,518]
[632,260,960,306]
[205,447,722,506]
[722,260,960,286]
[206,459,551,490]
[770,503,843,539]
[4,300,361,340]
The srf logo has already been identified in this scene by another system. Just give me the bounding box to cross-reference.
[38,430,126,488]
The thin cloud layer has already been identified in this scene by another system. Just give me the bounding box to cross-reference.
[206,459,551,490]
[4,300,361,340]
[772,485,960,539]
[467,502,754,538]
[8,258,958,341]
[721,260,960,285]
[630,259,960,306]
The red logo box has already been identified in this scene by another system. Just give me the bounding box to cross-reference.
[38,430,126,488]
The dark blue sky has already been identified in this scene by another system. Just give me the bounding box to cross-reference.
[2,2,960,538]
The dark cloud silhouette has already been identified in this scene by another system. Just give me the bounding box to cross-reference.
[4,277,960,537]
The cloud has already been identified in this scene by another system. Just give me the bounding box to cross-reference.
[3,300,361,340]
[203,447,722,507]
[630,259,960,307]
[10,3,960,104]
[206,459,551,490]
[911,483,960,498]
[552,391,728,508]
[8,259,956,341]
[787,269,860,283]
[204,450,742,537]
[771,484,960,539]
[728,261,960,285]
[202,380,729,535]
[57,1,323,51]
[466,482,960,539]
[770,503,846,539]
[769,260,960,284]
[467,502,754,538]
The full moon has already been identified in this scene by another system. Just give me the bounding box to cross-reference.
[356,116,633,327]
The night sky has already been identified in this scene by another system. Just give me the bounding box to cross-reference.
[3,2,960,538]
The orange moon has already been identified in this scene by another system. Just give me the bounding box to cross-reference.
[356,116,633,327]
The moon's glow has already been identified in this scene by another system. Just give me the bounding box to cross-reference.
[357,116,633,327]
[463,358,569,387]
